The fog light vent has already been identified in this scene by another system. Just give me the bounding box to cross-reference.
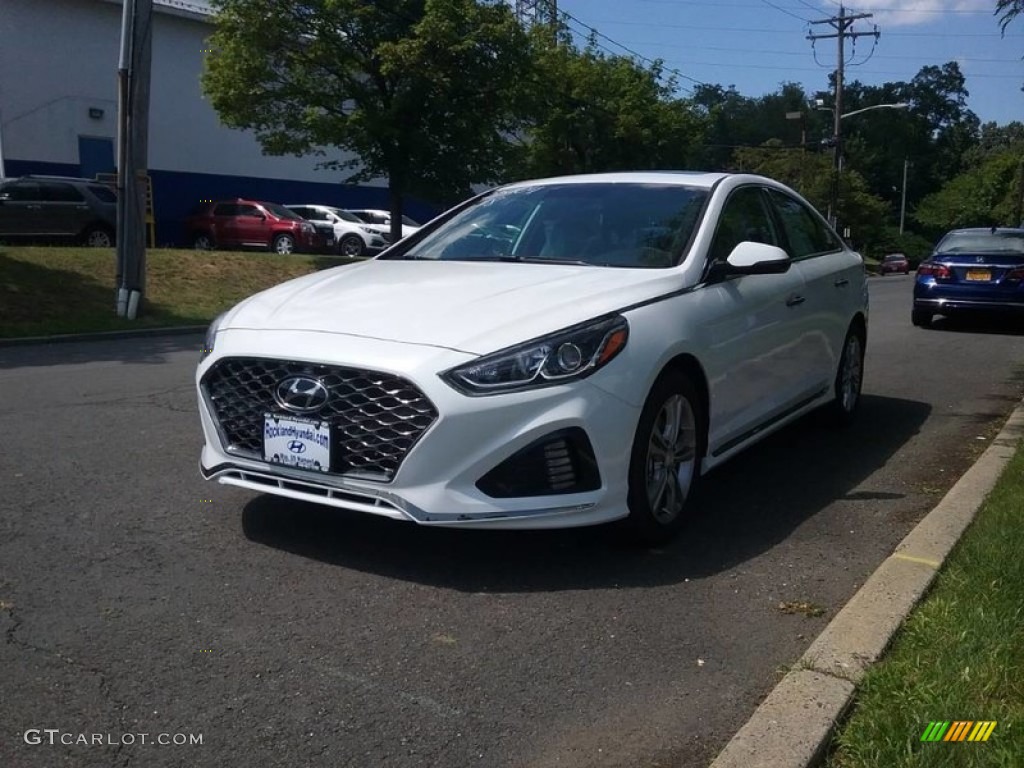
[476,428,601,498]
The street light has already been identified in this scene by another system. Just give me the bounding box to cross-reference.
[814,100,910,229]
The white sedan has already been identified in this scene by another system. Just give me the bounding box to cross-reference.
[197,172,868,543]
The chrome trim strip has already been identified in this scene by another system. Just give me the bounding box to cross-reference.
[204,463,598,525]
[916,299,1024,310]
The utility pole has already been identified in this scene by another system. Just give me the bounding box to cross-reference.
[807,4,879,229]
[514,0,558,28]
[899,158,909,235]
[1015,158,1024,227]
[115,0,153,320]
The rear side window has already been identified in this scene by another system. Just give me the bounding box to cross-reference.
[88,185,117,203]
[213,203,238,216]
[43,183,85,202]
[767,189,840,259]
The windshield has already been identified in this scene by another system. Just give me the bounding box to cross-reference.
[264,203,304,221]
[884,254,905,262]
[935,232,1024,254]
[402,215,421,227]
[329,208,364,223]
[393,183,708,268]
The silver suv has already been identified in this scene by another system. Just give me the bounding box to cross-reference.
[0,175,117,246]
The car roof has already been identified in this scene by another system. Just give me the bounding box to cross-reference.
[12,175,105,184]
[945,227,1024,235]
[499,171,734,191]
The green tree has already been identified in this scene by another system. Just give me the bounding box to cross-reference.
[516,27,704,178]
[201,0,532,240]
[997,0,1023,31]
[915,151,1024,231]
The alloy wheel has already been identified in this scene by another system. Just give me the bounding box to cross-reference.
[645,394,698,525]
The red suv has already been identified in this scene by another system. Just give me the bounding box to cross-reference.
[185,199,324,254]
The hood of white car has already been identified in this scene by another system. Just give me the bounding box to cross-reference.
[223,260,683,354]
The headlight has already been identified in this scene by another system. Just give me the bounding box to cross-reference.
[301,222,314,233]
[359,226,375,234]
[200,312,227,361]
[442,315,629,396]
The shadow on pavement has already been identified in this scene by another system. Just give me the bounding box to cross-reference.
[0,332,204,369]
[241,393,931,592]
[926,314,1024,336]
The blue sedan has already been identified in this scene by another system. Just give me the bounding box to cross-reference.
[912,227,1024,327]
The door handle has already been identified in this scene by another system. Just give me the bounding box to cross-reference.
[786,294,806,307]
[834,278,850,287]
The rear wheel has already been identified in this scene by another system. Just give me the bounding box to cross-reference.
[911,308,933,328]
[272,233,295,255]
[825,326,865,426]
[623,371,704,545]
[82,226,114,248]
[338,233,365,258]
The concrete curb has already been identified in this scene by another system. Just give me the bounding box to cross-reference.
[708,399,1024,768]
[0,325,206,347]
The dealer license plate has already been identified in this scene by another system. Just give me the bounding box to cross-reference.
[263,413,331,473]
[966,269,991,282]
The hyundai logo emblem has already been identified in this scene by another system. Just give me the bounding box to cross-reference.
[287,440,307,454]
[274,375,329,413]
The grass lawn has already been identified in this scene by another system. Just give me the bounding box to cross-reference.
[825,447,1024,767]
[0,246,354,338]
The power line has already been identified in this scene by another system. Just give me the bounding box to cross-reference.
[559,8,709,87]
[759,0,813,23]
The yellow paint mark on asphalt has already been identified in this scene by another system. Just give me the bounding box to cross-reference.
[893,553,941,568]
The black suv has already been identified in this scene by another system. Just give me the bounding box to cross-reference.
[0,176,117,246]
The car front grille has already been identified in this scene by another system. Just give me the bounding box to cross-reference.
[202,357,438,480]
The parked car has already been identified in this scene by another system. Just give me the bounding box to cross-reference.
[285,204,389,257]
[197,172,868,543]
[185,199,324,254]
[0,175,117,246]
[912,227,1024,327]
[345,208,422,240]
[879,253,910,275]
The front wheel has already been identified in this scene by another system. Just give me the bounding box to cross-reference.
[272,234,295,255]
[193,233,214,250]
[825,327,865,426]
[338,234,365,258]
[623,371,704,545]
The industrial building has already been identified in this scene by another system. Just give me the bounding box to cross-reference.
[0,0,434,244]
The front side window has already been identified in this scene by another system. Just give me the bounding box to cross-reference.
[708,186,781,264]
[389,183,708,268]
[213,203,238,217]
[2,182,44,202]
[767,189,840,259]
[236,204,262,217]
[88,184,117,203]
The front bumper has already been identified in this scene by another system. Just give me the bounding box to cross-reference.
[197,329,640,529]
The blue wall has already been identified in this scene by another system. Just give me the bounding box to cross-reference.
[5,160,440,247]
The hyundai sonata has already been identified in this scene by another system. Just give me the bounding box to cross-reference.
[197,172,868,542]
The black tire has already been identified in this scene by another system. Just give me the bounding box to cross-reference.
[911,308,932,328]
[825,325,865,427]
[623,371,705,546]
[338,233,366,258]
[272,233,295,255]
[82,226,114,248]
[193,232,215,251]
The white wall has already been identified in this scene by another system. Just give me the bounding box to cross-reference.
[0,0,378,184]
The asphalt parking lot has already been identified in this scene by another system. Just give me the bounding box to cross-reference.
[3,275,1024,768]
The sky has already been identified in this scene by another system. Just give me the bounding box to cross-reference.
[553,0,1024,125]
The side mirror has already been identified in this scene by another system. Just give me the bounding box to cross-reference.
[719,241,792,275]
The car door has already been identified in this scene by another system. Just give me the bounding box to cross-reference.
[695,185,810,456]
[766,188,855,399]
[211,203,239,246]
[0,181,45,236]
[235,203,268,246]
[38,181,91,237]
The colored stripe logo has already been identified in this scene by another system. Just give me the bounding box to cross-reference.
[921,721,997,742]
